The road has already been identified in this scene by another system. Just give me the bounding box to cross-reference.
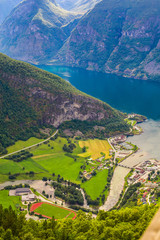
[108,138,117,164]
[0,130,58,159]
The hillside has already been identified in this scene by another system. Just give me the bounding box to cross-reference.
[0,0,81,63]
[56,0,160,81]
[0,53,129,153]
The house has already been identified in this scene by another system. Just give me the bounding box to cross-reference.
[86,174,92,180]
[142,192,148,198]
[109,149,114,155]
[22,194,36,202]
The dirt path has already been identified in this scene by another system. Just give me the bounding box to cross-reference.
[32,153,57,159]
[0,130,58,159]
[79,188,89,209]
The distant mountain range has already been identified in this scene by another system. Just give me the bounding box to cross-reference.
[0,0,160,81]
[0,0,81,63]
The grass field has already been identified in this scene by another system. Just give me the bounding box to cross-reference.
[0,137,84,183]
[0,136,111,202]
[34,153,84,183]
[79,139,112,159]
[7,137,44,153]
[31,202,76,219]
[81,169,108,200]
[29,137,84,183]
[125,119,137,126]
[30,138,69,156]
[0,158,46,175]
[0,190,21,210]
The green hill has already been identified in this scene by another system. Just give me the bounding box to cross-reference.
[0,53,129,153]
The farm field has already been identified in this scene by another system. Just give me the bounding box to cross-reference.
[30,137,84,183]
[0,190,21,210]
[34,153,84,183]
[0,158,46,175]
[81,169,108,200]
[0,136,111,202]
[7,137,44,153]
[31,202,76,219]
[0,137,84,183]
[78,139,112,159]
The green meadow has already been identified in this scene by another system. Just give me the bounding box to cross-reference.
[0,190,21,210]
[7,137,44,153]
[81,170,108,200]
[34,153,84,183]
[0,136,110,201]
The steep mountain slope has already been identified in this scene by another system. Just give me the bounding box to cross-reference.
[56,0,101,13]
[57,0,160,81]
[0,0,80,63]
[0,53,129,152]
[0,0,21,24]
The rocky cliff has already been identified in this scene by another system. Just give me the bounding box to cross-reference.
[56,0,160,81]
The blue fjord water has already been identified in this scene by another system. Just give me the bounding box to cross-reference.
[38,65,160,159]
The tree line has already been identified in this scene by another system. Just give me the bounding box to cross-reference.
[0,204,157,240]
[52,182,84,206]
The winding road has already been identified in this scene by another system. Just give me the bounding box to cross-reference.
[0,130,58,159]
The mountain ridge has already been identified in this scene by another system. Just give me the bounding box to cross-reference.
[56,0,160,81]
[0,0,81,63]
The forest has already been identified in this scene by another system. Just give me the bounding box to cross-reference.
[0,204,157,240]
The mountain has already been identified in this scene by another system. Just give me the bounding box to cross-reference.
[56,0,160,81]
[0,0,81,63]
[0,53,129,153]
[56,0,101,13]
[0,0,22,24]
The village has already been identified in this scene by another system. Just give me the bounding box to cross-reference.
[125,158,160,205]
